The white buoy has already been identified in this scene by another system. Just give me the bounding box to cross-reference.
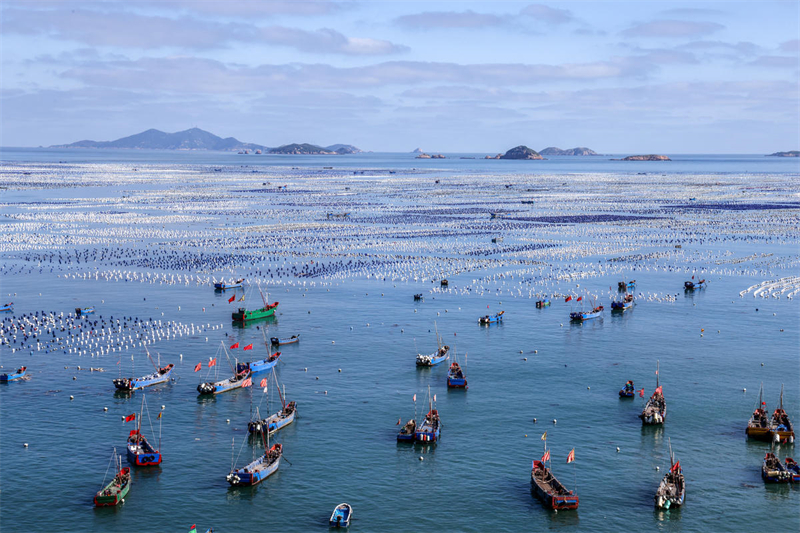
[226,419,230,424]
[616,447,620,453]
[104,407,108,411]
[553,419,557,424]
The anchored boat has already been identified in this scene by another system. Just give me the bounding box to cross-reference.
[415,387,440,443]
[215,278,244,290]
[237,352,281,375]
[619,380,635,398]
[640,361,666,425]
[684,279,706,290]
[618,280,636,291]
[0,366,27,382]
[745,383,770,440]
[113,347,173,391]
[270,334,300,346]
[329,503,353,528]
[769,384,795,443]
[784,458,800,482]
[248,370,296,436]
[416,322,449,366]
[75,306,95,316]
[231,284,279,322]
[197,342,251,395]
[447,350,467,388]
[530,437,578,510]
[126,394,162,466]
[762,452,792,483]
[478,311,504,325]
[611,293,634,311]
[655,439,685,509]
[0,302,13,312]
[94,449,130,507]
[570,304,603,321]
[397,393,418,442]
[535,299,550,308]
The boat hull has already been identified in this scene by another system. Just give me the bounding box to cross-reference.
[232,303,278,322]
[94,468,130,507]
[447,377,467,388]
[271,336,299,345]
[530,462,579,510]
[113,366,173,391]
[745,426,771,440]
[0,369,26,382]
[127,438,162,466]
[329,504,352,528]
[237,354,280,374]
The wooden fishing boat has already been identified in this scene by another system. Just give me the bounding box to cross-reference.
[530,460,579,510]
[0,366,27,382]
[397,419,416,442]
[329,503,353,528]
[478,311,504,324]
[215,278,244,290]
[745,383,770,440]
[248,401,297,435]
[535,299,550,308]
[113,347,173,391]
[231,285,278,322]
[611,294,634,311]
[769,385,795,443]
[237,351,281,374]
[762,452,792,483]
[655,439,685,509]
[618,280,635,290]
[197,370,250,395]
[227,443,283,486]
[447,355,467,388]
[126,394,162,466]
[640,361,666,425]
[684,279,706,290]
[270,334,300,346]
[570,306,603,321]
[784,458,800,482]
[416,323,449,366]
[415,388,440,442]
[94,450,130,507]
[0,302,13,312]
[75,306,95,316]
[619,380,635,398]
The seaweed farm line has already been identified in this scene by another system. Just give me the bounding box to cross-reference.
[0,152,798,533]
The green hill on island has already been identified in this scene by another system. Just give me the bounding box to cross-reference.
[485,145,544,160]
[539,146,599,156]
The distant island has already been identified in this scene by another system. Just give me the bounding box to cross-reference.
[486,146,544,160]
[539,147,599,156]
[611,154,671,161]
[411,148,424,153]
[51,128,361,154]
[767,151,799,157]
[415,153,446,159]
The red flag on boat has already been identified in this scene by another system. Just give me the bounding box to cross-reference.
[567,448,575,463]
[228,295,236,303]
[260,378,267,387]
[762,401,766,405]
[230,342,239,349]
[487,305,490,309]
[541,450,550,462]
[565,296,572,302]
[577,296,582,301]
[125,413,136,423]
[670,460,681,472]
[208,358,217,368]
[654,386,663,395]
[157,411,162,419]
[639,388,645,397]
[655,369,659,375]
[241,377,252,387]
[243,344,253,351]
[194,362,202,372]
[692,275,695,279]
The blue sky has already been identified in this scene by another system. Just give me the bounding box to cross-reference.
[1,1,798,152]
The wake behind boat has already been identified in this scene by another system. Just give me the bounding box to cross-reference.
[0,366,27,382]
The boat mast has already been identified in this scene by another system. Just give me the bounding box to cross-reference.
[144,345,158,371]
[434,322,441,351]
[656,360,660,389]
[668,437,674,469]
[259,283,267,307]
[779,384,784,411]
[138,394,145,436]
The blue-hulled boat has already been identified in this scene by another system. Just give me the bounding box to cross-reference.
[415,388,440,443]
[113,347,173,391]
[329,503,353,528]
[75,306,95,316]
[0,366,27,382]
[684,279,706,290]
[611,294,634,311]
[0,302,13,312]
[618,280,636,291]
[447,361,467,388]
[397,419,416,442]
[762,452,792,483]
[270,335,300,346]
[535,299,550,308]
[619,380,635,398]
[227,443,282,486]
[237,351,281,374]
[126,395,162,466]
[215,278,244,290]
[416,323,449,366]
[570,305,603,321]
[784,458,800,482]
[478,310,504,324]
[248,401,297,435]
[198,342,252,395]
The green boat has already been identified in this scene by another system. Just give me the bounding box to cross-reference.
[231,286,279,322]
[95,449,131,507]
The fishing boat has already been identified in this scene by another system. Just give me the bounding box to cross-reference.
[762,452,792,483]
[415,387,440,443]
[769,385,795,442]
[655,439,685,509]
[270,334,300,346]
[535,299,550,308]
[231,284,279,322]
[0,366,27,382]
[416,323,450,366]
[0,302,12,312]
[198,342,251,395]
[447,350,467,388]
[684,279,706,290]
[215,278,244,290]
[237,352,281,374]
[227,443,283,486]
[530,438,579,510]
[413,293,424,301]
[618,280,636,291]
[745,383,770,440]
[478,310,504,325]
[75,306,95,316]
[640,361,666,425]
[610,293,634,311]
[94,449,130,507]
[619,380,635,398]
[126,395,162,466]
[440,279,448,286]
[570,305,603,321]
[397,419,416,442]
[784,458,800,482]
[248,370,297,436]
[329,503,353,528]
[113,347,173,391]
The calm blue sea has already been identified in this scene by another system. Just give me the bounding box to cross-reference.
[0,149,798,533]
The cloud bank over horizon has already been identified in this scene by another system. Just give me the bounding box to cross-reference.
[1,1,798,152]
